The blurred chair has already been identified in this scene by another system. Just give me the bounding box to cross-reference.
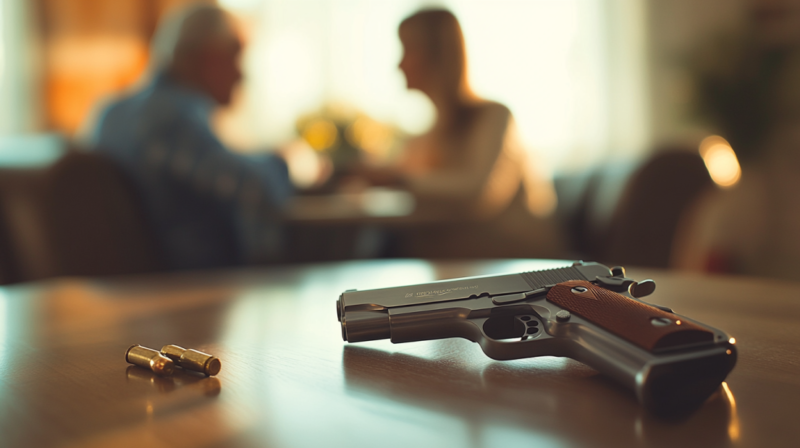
[602,150,712,267]
[0,168,52,283]
[0,134,68,283]
[0,208,15,284]
[554,160,639,261]
[39,150,164,277]
[553,149,713,268]
[0,150,165,284]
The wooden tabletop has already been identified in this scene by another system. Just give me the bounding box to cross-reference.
[0,259,797,447]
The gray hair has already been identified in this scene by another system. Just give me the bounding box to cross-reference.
[150,4,235,72]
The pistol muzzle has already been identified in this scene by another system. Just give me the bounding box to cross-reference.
[340,310,390,343]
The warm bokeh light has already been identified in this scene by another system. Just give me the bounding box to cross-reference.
[283,140,327,188]
[302,119,339,151]
[699,135,742,188]
[346,116,393,156]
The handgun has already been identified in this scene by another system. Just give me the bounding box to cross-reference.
[336,261,737,414]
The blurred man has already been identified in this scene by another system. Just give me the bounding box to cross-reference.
[89,5,292,270]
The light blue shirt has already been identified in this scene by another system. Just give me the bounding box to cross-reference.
[91,73,292,270]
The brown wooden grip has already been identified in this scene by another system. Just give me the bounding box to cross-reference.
[546,280,714,352]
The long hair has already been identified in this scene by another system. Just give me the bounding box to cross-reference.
[399,9,471,97]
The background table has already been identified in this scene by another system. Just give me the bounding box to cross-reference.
[0,259,797,447]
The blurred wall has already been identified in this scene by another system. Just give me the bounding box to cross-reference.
[34,0,205,133]
[646,0,747,149]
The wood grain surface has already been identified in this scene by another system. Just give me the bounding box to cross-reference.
[0,259,797,447]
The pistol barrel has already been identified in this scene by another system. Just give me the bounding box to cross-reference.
[338,299,390,343]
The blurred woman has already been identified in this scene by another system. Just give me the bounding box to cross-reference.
[372,9,563,257]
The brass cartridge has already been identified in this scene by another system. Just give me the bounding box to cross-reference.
[126,345,175,376]
[161,345,221,376]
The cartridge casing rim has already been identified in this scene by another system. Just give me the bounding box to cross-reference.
[203,357,222,376]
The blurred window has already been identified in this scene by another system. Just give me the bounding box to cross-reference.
[0,0,38,135]
[218,0,651,173]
